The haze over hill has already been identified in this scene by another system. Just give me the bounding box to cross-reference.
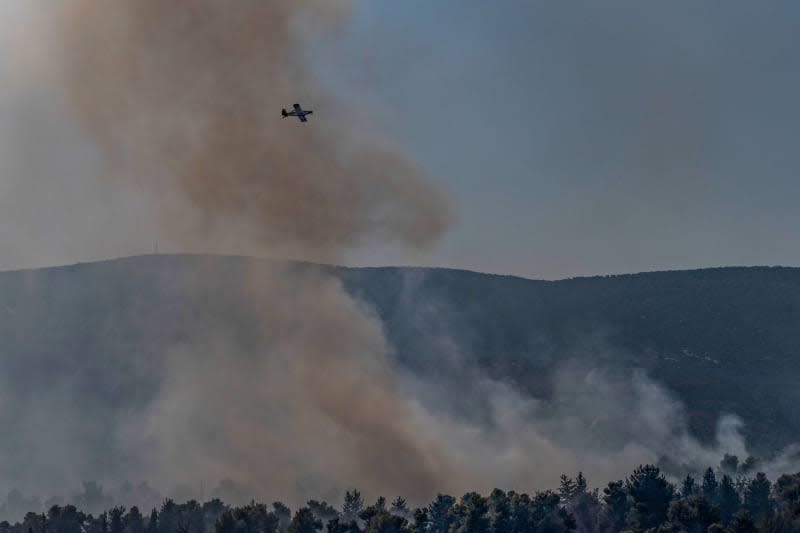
[1,254,798,515]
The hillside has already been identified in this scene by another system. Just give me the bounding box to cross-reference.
[0,254,798,468]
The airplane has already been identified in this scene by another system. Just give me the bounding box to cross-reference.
[281,103,313,122]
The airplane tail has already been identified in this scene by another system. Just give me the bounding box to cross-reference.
[281,108,288,117]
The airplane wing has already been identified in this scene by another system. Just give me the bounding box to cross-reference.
[293,103,302,112]
[298,114,308,122]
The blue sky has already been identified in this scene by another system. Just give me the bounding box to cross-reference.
[314,1,800,278]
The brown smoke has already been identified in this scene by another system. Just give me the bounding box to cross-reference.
[56,0,451,259]
[52,0,454,504]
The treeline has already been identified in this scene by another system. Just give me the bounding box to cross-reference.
[1,465,799,533]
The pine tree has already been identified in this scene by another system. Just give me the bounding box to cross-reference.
[681,474,697,498]
[146,510,158,533]
[427,495,455,533]
[341,491,364,523]
[718,475,741,525]
[597,481,628,533]
[625,465,674,530]
[743,473,772,523]
[390,498,409,518]
[488,490,510,533]
[288,508,322,533]
[701,467,719,503]
[559,475,577,505]
[126,507,145,533]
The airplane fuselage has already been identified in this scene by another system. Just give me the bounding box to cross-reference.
[283,103,313,122]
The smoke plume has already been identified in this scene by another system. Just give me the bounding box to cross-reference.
[56,0,452,259]
[49,0,454,507]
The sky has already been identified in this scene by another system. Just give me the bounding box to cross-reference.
[1,1,800,279]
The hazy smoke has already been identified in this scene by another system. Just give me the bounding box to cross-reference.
[49,0,454,508]
[56,0,452,259]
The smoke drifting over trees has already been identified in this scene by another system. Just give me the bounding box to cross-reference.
[0,0,798,524]
[45,0,455,504]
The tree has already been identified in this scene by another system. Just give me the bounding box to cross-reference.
[109,507,125,533]
[410,508,428,533]
[625,465,674,531]
[701,467,719,503]
[272,502,291,533]
[324,518,360,533]
[389,498,409,519]
[508,493,532,533]
[559,476,577,505]
[773,472,800,523]
[597,481,628,533]
[146,509,158,533]
[359,507,407,533]
[426,495,455,533]
[289,508,322,533]
[488,490,511,533]
[341,492,364,523]
[667,496,719,533]
[126,507,145,533]
[728,510,757,533]
[158,501,178,533]
[47,504,85,533]
[743,472,772,524]
[681,475,697,498]
[575,473,587,495]
[453,493,489,533]
[717,475,741,525]
[307,501,338,523]
[529,491,575,533]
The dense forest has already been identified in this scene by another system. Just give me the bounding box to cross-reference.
[2,464,798,533]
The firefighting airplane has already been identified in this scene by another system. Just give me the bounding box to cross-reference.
[281,103,313,122]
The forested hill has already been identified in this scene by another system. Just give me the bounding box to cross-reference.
[1,255,799,455]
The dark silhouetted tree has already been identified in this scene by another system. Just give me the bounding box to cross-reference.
[625,465,674,530]
[487,490,510,533]
[324,518,359,533]
[717,475,741,525]
[288,508,322,533]
[146,509,158,533]
[126,507,145,533]
[681,474,697,498]
[559,476,576,505]
[773,472,800,525]
[410,509,428,533]
[341,492,363,524]
[359,506,407,533]
[453,493,489,533]
[529,491,575,533]
[728,510,757,533]
[389,498,409,519]
[667,496,719,533]
[307,502,338,524]
[701,467,719,503]
[597,480,628,533]
[272,503,291,533]
[743,472,772,524]
[109,508,125,533]
[426,495,455,533]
